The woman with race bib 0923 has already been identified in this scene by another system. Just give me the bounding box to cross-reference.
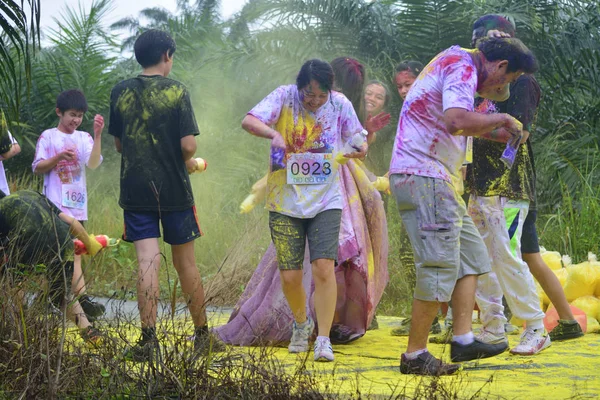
[240,59,367,362]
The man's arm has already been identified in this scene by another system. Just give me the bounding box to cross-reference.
[481,128,530,144]
[444,108,522,139]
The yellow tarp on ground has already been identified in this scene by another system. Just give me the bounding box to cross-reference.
[68,309,599,399]
[212,313,600,399]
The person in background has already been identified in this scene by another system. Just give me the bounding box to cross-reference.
[32,89,106,323]
[466,15,582,354]
[0,110,21,196]
[394,61,423,100]
[0,189,104,345]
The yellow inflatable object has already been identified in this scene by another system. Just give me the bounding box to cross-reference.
[563,261,600,302]
[541,250,563,270]
[587,317,600,333]
[553,267,568,287]
[571,296,600,320]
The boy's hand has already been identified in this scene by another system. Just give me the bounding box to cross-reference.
[186,158,199,174]
[93,114,104,137]
[58,149,76,161]
[487,29,511,39]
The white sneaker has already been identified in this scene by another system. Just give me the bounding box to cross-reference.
[288,317,314,353]
[314,336,334,362]
[476,329,509,345]
[510,328,551,355]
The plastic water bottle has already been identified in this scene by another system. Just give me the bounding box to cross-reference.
[336,129,368,164]
[343,129,368,154]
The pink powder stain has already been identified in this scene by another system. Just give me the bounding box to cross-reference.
[437,55,462,71]
[410,96,429,118]
[429,136,440,155]
[462,66,474,82]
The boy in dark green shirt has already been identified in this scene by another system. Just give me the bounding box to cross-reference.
[108,29,221,362]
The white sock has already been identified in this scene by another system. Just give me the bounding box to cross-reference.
[404,348,428,360]
[528,320,544,331]
[452,331,475,345]
[316,335,330,343]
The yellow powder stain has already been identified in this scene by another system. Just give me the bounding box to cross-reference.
[275,106,322,152]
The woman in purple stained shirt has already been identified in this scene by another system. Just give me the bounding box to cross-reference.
[215,58,390,351]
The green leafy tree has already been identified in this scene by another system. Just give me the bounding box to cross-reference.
[0,0,41,135]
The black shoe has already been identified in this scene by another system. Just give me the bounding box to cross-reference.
[124,337,160,362]
[549,320,584,341]
[194,332,226,356]
[79,295,106,321]
[330,324,362,344]
[400,352,460,376]
[80,325,104,347]
[450,339,508,362]
[429,327,452,344]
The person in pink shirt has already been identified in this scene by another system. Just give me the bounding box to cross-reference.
[389,37,538,375]
[32,89,105,322]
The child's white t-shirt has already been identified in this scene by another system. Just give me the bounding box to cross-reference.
[32,128,102,221]
[0,132,18,195]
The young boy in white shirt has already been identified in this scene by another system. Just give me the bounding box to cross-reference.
[32,89,105,321]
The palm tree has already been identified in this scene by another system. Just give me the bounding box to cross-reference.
[12,0,121,146]
[0,0,41,138]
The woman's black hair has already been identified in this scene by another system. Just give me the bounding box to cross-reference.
[395,60,424,78]
[365,80,391,109]
[330,57,366,121]
[296,59,335,92]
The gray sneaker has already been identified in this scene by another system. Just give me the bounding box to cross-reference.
[288,317,314,353]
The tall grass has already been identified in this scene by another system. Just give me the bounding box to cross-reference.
[538,163,600,262]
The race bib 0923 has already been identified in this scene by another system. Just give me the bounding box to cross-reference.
[286,153,334,185]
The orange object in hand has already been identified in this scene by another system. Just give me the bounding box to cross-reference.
[74,235,110,255]
[190,158,207,174]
